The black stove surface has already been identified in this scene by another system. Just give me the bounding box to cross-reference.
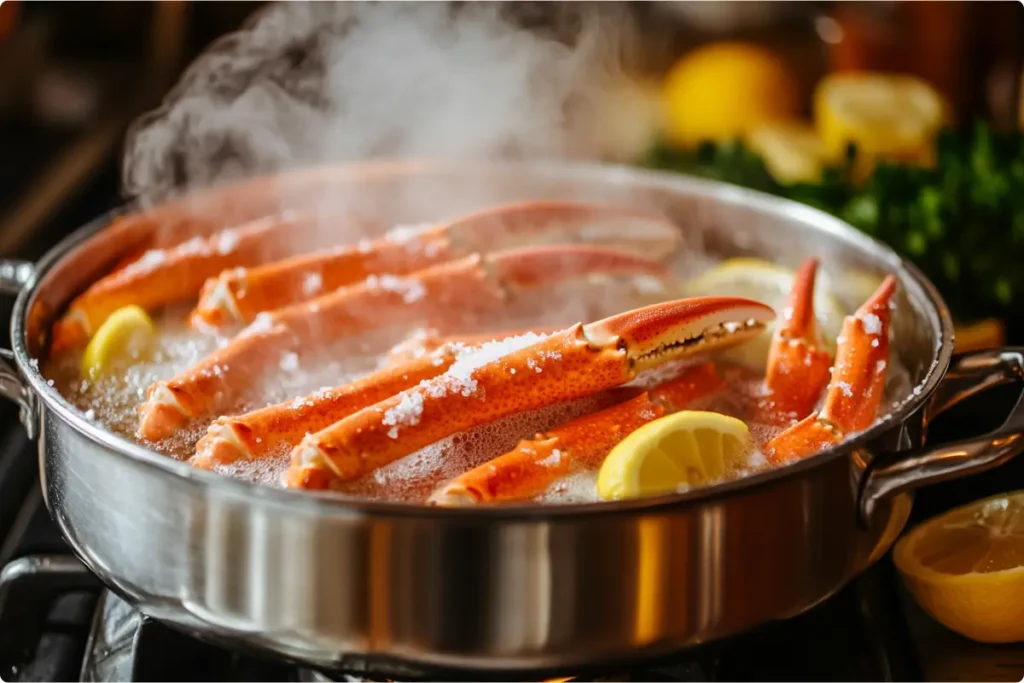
[2,128,1024,683]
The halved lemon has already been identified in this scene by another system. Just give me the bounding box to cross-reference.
[682,258,846,370]
[815,72,947,175]
[81,305,155,380]
[597,411,753,501]
[894,491,1024,643]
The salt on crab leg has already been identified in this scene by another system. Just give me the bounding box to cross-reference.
[189,201,684,329]
[757,258,833,426]
[51,212,321,353]
[137,245,672,441]
[428,361,725,506]
[190,327,564,467]
[764,276,896,464]
[383,325,567,365]
[286,296,775,490]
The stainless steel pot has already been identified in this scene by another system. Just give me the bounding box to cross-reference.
[1,160,1022,675]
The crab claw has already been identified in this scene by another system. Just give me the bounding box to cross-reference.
[759,258,833,425]
[582,296,775,374]
[286,296,774,489]
[765,275,896,463]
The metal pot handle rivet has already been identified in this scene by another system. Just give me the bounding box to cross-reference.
[859,347,1024,524]
[0,259,39,439]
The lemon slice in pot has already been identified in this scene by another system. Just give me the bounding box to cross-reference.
[682,258,846,370]
[597,411,753,501]
[894,491,1024,643]
[81,305,155,380]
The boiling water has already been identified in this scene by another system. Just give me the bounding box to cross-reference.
[43,232,914,505]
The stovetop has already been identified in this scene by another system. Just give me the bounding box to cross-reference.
[2,119,1024,683]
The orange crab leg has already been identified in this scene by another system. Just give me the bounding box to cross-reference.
[51,213,322,352]
[286,297,774,490]
[189,326,567,467]
[138,245,670,441]
[764,275,896,464]
[428,362,725,506]
[191,344,464,468]
[758,258,833,426]
[188,223,454,329]
[189,201,683,329]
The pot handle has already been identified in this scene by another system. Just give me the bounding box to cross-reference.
[0,259,38,439]
[859,347,1024,523]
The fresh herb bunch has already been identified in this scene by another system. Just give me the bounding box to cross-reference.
[640,123,1024,323]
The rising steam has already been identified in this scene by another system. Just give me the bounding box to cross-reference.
[122,2,659,206]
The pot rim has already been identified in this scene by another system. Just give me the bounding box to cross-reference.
[11,158,956,521]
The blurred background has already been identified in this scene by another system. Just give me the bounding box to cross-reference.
[0,0,1021,340]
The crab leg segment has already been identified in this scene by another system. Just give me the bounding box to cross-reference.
[189,223,454,329]
[190,326,583,466]
[764,276,896,464]
[286,297,774,489]
[188,201,683,329]
[428,362,725,506]
[191,343,466,468]
[51,213,319,353]
[138,245,668,441]
[759,258,833,425]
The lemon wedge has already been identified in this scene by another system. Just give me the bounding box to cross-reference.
[815,72,947,176]
[746,120,829,184]
[894,491,1024,643]
[682,258,846,370]
[597,411,753,501]
[81,305,155,380]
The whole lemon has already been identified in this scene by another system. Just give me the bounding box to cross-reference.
[663,42,801,148]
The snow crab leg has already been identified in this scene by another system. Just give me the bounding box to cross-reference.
[758,258,833,426]
[137,245,672,441]
[190,327,561,468]
[428,362,725,506]
[764,275,896,463]
[50,212,322,353]
[189,201,684,330]
[286,296,775,490]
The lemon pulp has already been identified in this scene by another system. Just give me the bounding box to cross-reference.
[894,491,1024,643]
[597,411,753,501]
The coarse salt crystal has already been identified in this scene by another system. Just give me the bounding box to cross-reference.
[860,313,883,335]
[242,312,276,337]
[279,352,299,372]
[537,449,563,467]
[382,391,425,437]
[387,222,432,244]
[302,272,323,296]
[84,409,96,420]
[215,229,240,254]
[875,360,886,375]
[176,236,210,256]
